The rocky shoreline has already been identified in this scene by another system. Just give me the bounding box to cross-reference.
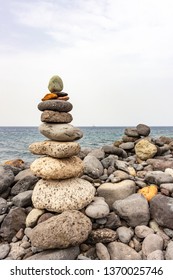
[1,75,173,260]
[0,122,173,260]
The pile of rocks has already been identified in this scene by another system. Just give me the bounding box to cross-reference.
[1,78,173,260]
[27,76,96,250]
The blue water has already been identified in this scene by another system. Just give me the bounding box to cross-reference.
[0,126,173,164]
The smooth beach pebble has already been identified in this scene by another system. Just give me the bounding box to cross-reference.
[39,123,83,141]
[85,197,110,219]
[48,75,63,93]
[38,100,72,112]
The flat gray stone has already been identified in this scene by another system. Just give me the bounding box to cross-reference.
[145,171,173,185]
[38,100,72,112]
[39,123,83,141]
[26,246,80,260]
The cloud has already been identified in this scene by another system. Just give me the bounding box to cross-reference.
[0,0,173,126]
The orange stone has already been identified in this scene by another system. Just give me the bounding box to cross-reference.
[138,185,158,202]
[4,159,25,168]
[57,96,69,101]
[41,93,58,101]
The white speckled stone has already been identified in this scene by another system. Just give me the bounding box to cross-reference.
[32,178,96,213]
[29,141,81,158]
[30,156,84,180]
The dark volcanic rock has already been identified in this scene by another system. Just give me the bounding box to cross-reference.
[124,128,139,137]
[102,145,127,158]
[26,246,80,260]
[11,175,39,195]
[0,207,26,242]
[0,166,14,194]
[136,124,150,136]
[150,194,173,230]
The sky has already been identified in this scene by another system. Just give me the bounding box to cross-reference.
[0,0,173,127]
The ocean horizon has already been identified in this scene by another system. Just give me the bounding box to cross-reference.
[0,125,173,164]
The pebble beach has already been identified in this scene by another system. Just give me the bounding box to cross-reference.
[1,75,173,260]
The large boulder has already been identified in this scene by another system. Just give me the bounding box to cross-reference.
[30,156,84,180]
[32,178,95,213]
[29,210,92,249]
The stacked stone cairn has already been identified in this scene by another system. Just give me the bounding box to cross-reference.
[28,75,95,250]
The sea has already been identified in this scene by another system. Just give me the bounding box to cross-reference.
[0,126,173,164]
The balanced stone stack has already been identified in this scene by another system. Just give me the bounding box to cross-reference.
[27,75,95,249]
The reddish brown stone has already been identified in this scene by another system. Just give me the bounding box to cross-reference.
[57,96,69,101]
[37,213,55,224]
[4,159,25,168]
